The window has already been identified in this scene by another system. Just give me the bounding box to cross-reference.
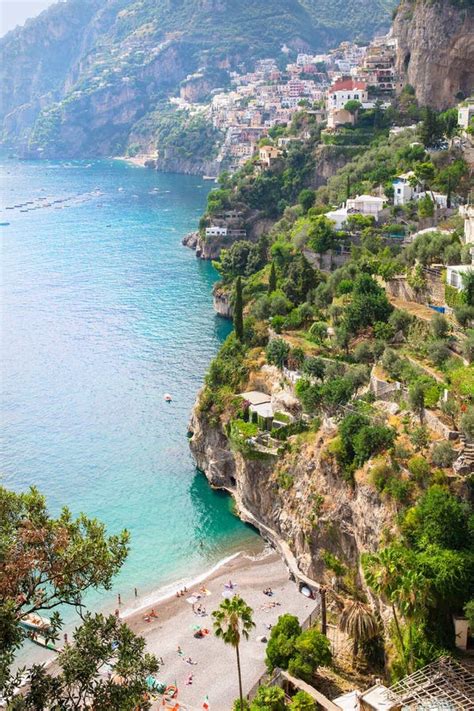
[354,94,359,99]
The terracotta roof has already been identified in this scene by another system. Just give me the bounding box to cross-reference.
[329,79,367,93]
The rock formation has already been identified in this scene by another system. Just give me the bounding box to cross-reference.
[393,0,474,109]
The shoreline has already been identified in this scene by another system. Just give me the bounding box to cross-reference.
[113,154,156,168]
[125,549,319,710]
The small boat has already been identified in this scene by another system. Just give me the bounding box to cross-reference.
[0,222,10,226]
[202,175,217,180]
[164,393,173,402]
[21,613,52,632]
[27,631,58,652]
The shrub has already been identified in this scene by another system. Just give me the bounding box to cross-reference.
[270,292,293,316]
[321,550,346,576]
[382,348,403,379]
[428,340,451,367]
[431,441,457,468]
[308,321,328,343]
[460,406,474,441]
[454,305,474,328]
[271,315,286,333]
[407,455,431,483]
[288,690,317,711]
[266,614,302,671]
[404,484,471,550]
[409,425,429,451]
[370,461,394,492]
[430,313,450,340]
[388,309,413,335]
[266,338,290,368]
[463,334,474,364]
[251,686,286,711]
[353,341,373,364]
[353,425,396,467]
[288,628,332,683]
[302,356,325,380]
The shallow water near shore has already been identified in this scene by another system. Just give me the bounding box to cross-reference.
[0,157,260,663]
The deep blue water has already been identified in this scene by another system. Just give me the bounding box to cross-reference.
[0,158,259,637]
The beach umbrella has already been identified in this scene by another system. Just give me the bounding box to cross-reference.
[192,624,201,631]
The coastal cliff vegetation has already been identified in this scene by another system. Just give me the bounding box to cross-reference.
[190,99,474,684]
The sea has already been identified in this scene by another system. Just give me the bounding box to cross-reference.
[0,157,260,664]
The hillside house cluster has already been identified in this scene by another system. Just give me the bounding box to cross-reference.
[171,33,401,172]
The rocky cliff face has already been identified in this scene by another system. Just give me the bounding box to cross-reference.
[189,368,397,586]
[393,0,474,109]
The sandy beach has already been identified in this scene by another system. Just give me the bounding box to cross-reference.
[120,549,319,711]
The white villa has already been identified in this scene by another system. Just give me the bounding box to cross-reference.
[393,171,423,206]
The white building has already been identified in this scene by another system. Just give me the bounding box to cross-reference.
[458,99,474,130]
[346,194,385,218]
[393,171,423,206]
[459,204,474,245]
[446,264,474,290]
[325,207,349,230]
[327,78,368,111]
[205,226,228,237]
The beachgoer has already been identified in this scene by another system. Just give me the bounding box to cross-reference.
[134,587,138,598]
[150,608,157,618]
[177,645,183,656]
[186,674,193,686]
[118,593,121,606]
[159,656,164,665]
[64,633,68,645]
[114,608,119,618]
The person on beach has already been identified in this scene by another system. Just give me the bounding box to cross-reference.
[186,674,193,686]
[117,593,121,606]
[150,608,157,618]
[177,645,183,656]
[134,587,138,598]
[114,608,120,618]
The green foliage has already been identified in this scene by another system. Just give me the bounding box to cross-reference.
[251,685,286,711]
[288,690,317,711]
[430,313,449,340]
[269,261,278,294]
[460,406,474,441]
[337,414,395,475]
[234,276,244,341]
[403,485,471,550]
[407,455,431,483]
[287,628,332,683]
[321,550,346,576]
[217,240,267,281]
[344,273,392,336]
[299,188,316,213]
[307,215,337,255]
[431,441,457,468]
[15,613,158,709]
[0,486,130,690]
[418,107,444,149]
[266,338,290,369]
[266,614,302,671]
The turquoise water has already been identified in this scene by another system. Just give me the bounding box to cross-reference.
[0,158,259,640]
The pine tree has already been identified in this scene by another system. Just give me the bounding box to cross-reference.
[268,261,277,294]
[234,276,244,341]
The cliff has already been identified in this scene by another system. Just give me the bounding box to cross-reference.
[188,367,397,588]
[393,0,474,109]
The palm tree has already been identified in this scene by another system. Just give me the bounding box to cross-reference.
[339,600,379,662]
[212,595,255,710]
